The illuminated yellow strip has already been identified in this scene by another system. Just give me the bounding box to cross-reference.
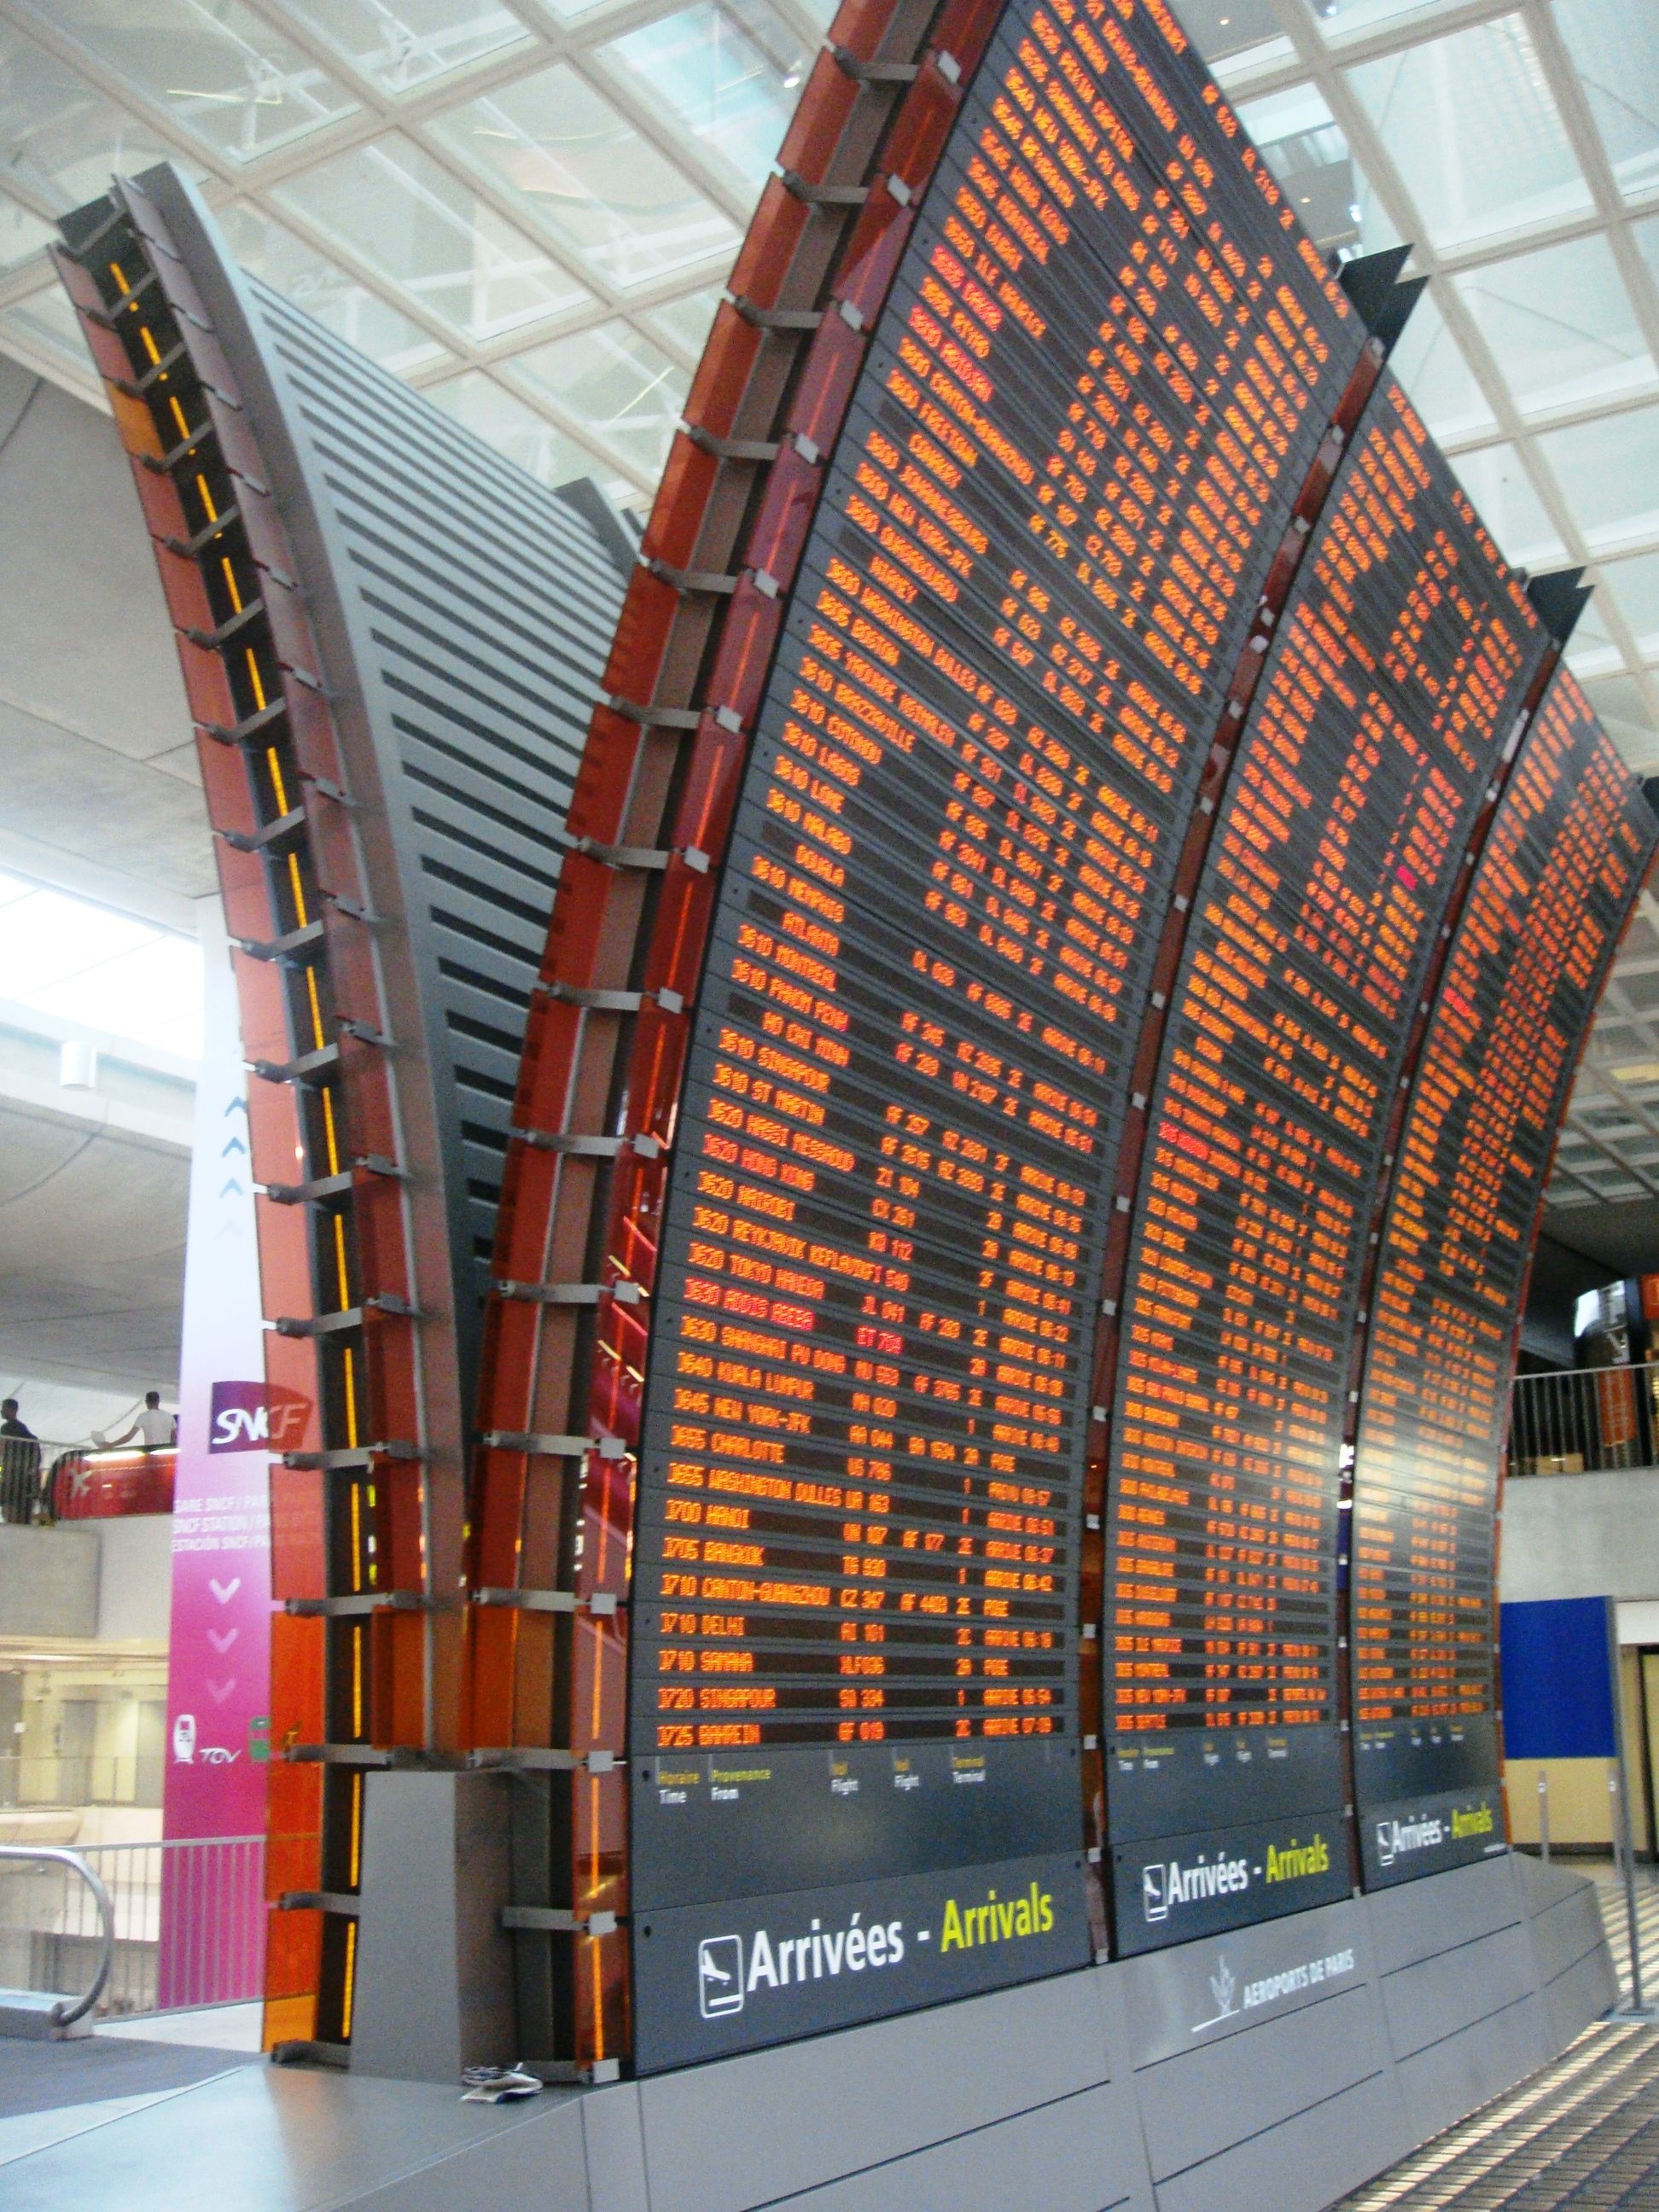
[108,263,130,295]
[321,1088,341,1178]
[304,963,324,1052]
[139,325,160,367]
[344,1345,361,1458]
[289,853,311,931]
[341,1918,358,2040]
[352,1622,364,1733]
[247,654,268,714]
[348,1773,363,1889]
[196,474,218,524]
[349,1479,363,1595]
[332,1212,350,1312]
[221,556,243,614]
[168,393,189,441]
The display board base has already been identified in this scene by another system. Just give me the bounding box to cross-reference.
[3,1854,1613,2212]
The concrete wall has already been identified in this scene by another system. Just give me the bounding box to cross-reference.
[94,1516,172,1644]
[0,1517,170,1644]
[0,1523,97,1638]
[1502,1469,1659,1603]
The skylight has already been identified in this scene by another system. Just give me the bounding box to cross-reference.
[0,871,203,1062]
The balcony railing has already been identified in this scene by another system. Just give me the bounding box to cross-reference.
[1510,1359,1659,1477]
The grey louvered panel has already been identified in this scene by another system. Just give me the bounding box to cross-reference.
[242,274,626,1398]
[393,709,577,844]
[263,320,624,620]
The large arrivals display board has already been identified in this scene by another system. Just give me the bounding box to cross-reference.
[1102,375,1546,1950]
[445,0,1659,2078]
[1349,669,1658,1887]
[626,0,1360,2064]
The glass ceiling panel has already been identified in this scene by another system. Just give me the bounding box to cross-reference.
[0,28,195,224]
[1236,85,1395,259]
[0,195,54,279]
[46,0,358,163]
[1553,0,1659,206]
[0,870,203,1058]
[598,1,809,197]
[425,365,634,500]
[1584,672,1659,759]
[508,320,688,476]
[276,134,594,340]
[277,0,532,97]
[1167,0,1291,75]
[1633,215,1659,326]
[1563,578,1620,674]
[1450,441,1568,568]
[1537,400,1659,550]
[1454,232,1656,420]
[644,282,725,361]
[1386,291,1496,445]
[1315,0,1490,39]
[428,64,742,291]
[218,201,451,374]
[1602,550,1659,653]
[1348,15,1592,253]
[0,281,93,375]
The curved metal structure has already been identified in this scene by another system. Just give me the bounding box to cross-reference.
[53,170,626,2054]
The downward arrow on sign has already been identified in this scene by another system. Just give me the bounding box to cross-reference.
[207,1627,239,1654]
[207,1679,236,1704]
[208,1578,242,1605]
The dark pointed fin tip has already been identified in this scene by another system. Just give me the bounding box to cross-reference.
[1528,567,1592,649]
[1338,245,1422,349]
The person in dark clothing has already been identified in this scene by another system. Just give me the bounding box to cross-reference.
[0,1399,39,1522]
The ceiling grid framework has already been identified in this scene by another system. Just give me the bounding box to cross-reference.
[0,0,1656,1209]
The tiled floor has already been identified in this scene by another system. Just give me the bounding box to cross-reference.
[1337,1866,1659,2212]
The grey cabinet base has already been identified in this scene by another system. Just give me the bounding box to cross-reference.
[3,1854,1614,2212]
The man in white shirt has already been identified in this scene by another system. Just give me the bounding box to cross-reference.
[100,1392,176,1451]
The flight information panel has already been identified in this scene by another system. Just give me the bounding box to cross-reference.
[627,0,1359,2067]
[1351,670,1656,1888]
[1103,375,1545,1952]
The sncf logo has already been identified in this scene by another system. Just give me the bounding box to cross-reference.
[208,1381,309,1452]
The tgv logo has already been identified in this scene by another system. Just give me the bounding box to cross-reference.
[209,1381,309,1452]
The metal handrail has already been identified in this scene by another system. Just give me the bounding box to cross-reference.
[0,1843,115,2029]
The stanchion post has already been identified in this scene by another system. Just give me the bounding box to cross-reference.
[1539,1769,1551,1866]
[1606,1604,1644,2013]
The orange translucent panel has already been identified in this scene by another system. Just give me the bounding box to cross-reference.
[727,182,807,313]
[680,306,762,443]
[270,1465,328,1600]
[214,837,276,946]
[231,946,291,1065]
[254,1190,314,1321]
[575,1927,630,2072]
[246,1072,305,1188]
[775,54,858,182]
[261,1332,323,1459]
[573,1767,627,1912]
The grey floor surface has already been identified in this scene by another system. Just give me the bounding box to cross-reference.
[1338,1868,1659,2212]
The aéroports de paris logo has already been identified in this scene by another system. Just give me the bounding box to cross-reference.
[1192,1953,1240,2035]
[698,1935,743,2019]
